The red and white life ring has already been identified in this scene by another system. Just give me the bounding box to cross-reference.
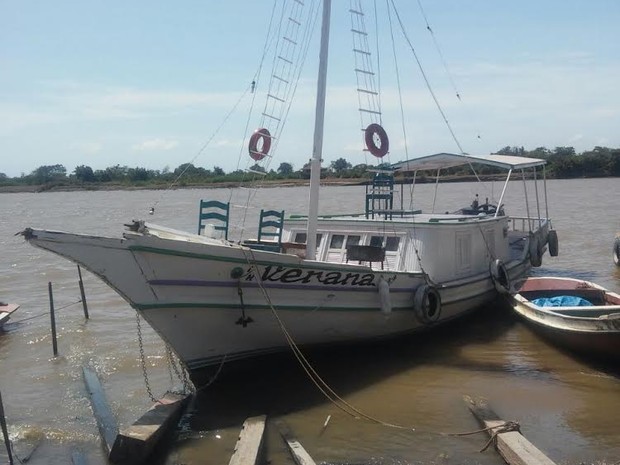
[364,123,389,158]
[248,128,272,161]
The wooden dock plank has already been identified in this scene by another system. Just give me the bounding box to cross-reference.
[463,395,557,465]
[228,415,267,465]
[109,392,190,464]
[277,421,316,465]
[82,367,118,455]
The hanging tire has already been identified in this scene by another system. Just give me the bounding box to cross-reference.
[529,233,542,267]
[613,236,620,267]
[548,229,559,257]
[414,284,441,324]
[490,259,511,294]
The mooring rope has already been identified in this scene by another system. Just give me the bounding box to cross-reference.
[236,247,525,448]
[9,300,82,324]
[240,248,416,431]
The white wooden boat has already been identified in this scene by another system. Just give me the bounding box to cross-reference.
[0,303,20,328]
[511,277,620,359]
[20,2,558,383]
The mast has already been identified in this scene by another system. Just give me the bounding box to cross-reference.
[306,0,331,261]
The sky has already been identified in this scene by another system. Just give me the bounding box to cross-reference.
[1,0,619,178]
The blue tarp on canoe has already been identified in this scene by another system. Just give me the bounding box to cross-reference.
[532,296,593,307]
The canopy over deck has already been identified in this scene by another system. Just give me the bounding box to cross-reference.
[391,152,546,172]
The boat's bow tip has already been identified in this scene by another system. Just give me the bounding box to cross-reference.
[15,227,35,240]
[123,220,143,232]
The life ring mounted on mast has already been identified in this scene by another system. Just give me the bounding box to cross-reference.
[364,123,389,158]
[248,128,272,161]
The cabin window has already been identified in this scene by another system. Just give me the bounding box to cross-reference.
[330,234,345,249]
[368,236,399,251]
[326,234,359,264]
[294,232,323,246]
[385,237,400,251]
[364,235,402,270]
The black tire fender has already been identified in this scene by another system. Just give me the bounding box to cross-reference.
[490,259,511,294]
[414,284,441,324]
[548,229,559,257]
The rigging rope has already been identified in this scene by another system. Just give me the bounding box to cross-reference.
[415,0,484,143]
[233,0,320,240]
[387,0,465,155]
[415,0,461,101]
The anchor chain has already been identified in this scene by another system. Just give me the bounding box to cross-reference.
[136,312,157,403]
[165,344,194,394]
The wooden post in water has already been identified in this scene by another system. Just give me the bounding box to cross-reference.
[82,367,118,456]
[109,392,190,464]
[463,395,557,465]
[0,390,14,465]
[228,415,267,465]
[77,266,89,320]
[277,421,316,465]
[48,282,58,357]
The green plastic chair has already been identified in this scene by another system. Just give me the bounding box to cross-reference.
[198,200,230,239]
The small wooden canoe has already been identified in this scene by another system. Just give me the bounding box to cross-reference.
[0,303,20,328]
[511,277,620,359]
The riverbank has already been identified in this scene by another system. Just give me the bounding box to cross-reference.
[0,173,523,194]
[0,178,366,193]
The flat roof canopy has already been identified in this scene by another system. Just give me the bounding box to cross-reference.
[391,152,546,172]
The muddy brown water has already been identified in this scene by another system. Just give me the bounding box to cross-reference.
[1,178,619,464]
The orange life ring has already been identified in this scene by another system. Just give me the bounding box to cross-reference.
[248,128,272,161]
[364,123,389,158]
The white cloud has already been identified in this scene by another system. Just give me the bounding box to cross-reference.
[131,138,178,152]
[71,141,103,154]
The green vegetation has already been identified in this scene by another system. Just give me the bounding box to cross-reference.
[1,146,618,192]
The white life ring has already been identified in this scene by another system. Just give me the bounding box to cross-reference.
[529,233,542,267]
[548,229,559,257]
[489,259,510,294]
[613,236,620,267]
[413,284,441,324]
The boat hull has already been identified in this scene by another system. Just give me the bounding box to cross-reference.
[23,226,529,376]
[0,303,20,328]
[511,277,620,360]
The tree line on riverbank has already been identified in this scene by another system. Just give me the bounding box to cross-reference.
[1,145,618,191]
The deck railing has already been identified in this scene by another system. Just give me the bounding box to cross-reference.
[509,216,549,233]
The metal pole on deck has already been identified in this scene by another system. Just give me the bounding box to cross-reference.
[77,266,89,319]
[48,282,58,357]
[0,390,14,465]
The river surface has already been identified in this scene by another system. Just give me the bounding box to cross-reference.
[0,178,619,464]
